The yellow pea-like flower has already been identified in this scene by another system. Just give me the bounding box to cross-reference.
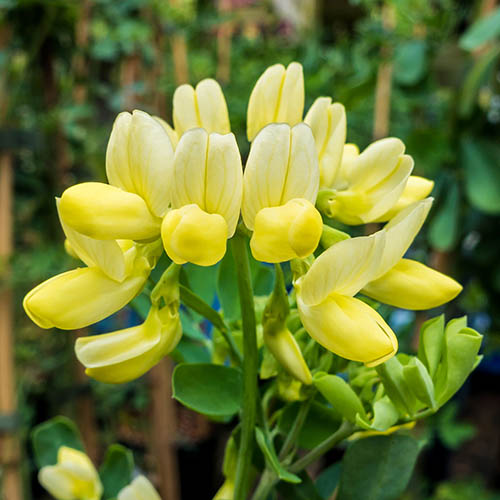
[319,138,414,225]
[38,447,102,500]
[242,123,321,263]
[161,128,242,266]
[295,199,434,366]
[154,115,179,149]
[304,97,346,188]
[173,78,230,136]
[118,475,161,500]
[247,62,304,141]
[60,182,161,241]
[362,258,462,310]
[75,304,182,384]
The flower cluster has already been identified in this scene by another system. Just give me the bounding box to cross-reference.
[23,62,462,383]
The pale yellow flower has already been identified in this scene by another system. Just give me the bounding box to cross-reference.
[118,475,161,500]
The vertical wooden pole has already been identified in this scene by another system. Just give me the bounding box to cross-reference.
[73,0,92,104]
[216,0,233,84]
[0,153,22,500]
[169,0,189,85]
[149,360,180,500]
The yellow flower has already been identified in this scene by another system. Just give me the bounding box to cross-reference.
[318,138,415,225]
[173,79,230,137]
[304,97,346,188]
[23,201,159,330]
[295,199,433,366]
[75,304,181,384]
[118,475,161,500]
[161,128,242,266]
[154,115,179,149]
[247,62,304,141]
[242,123,322,263]
[59,110,174,241]
[38,447,102,500]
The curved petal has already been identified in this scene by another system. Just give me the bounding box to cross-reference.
[23,261,149,330]
[38,466,76,500]
[56,199,126,282]
[296,230,385,306]
[372,198,433,280]
[196,79,231,134]
[128,110,175,216]
[297,292,397,366]
[304,97,346,188]
[173,84,199,135]
[76,307,182,384]
[363,258,462,310]
[205,132,243,235]
[154,116,179,149]
[60,182,161,241]
[275,61,304,126]
[118,476,161,500]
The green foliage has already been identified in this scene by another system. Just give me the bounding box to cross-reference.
[172,363,243,417]
[99,445,134,500]
[31,416,84,467]
[337,435,420,500]
[459,7,500,50]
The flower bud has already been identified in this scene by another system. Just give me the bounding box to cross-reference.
[173,79,230,135]
[403,357,436,409]
[118,475,161,500]
[75,305,182,384]
[38,447,102,500]
[251,199,322,263]
[247,62,304,141]
[162,204,228,266]
[23,258,149,330]
[417,315,445,378]
[363,259,462,310]
[60,182,161,241]
[304,97,346,188]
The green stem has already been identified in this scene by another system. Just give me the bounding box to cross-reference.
[289,420,354,473]
[251,469,277,500]
[279,397,313,460]
[232,233,259,500]
[179,284,242,365]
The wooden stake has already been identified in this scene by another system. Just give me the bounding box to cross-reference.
[169,0,189,85]
[0,153,23,500]
[149,359,180,500]
[216,0,233,84]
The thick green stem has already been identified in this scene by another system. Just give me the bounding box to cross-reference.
[179,284,242,365]
[279,397,313,460]
[289,420,354,473]
[251,469,277,500]
[232,233,259,500]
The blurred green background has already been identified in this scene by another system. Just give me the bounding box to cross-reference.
[1,0,500,499]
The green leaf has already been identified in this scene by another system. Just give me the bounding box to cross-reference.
[403,358,436,410]
[172,363,243,416]
[337,435,420,500]
[278,471,323,500]
[418,315,445,379]
[428,179,460,251]
[459,8,500,50]
[171,337,211,364]
[356,397,399,432]
[316,462,341,500]
[462,138,500,214]
[217,246,240,321]
[31,416,84,468]
[99,445,134,500]
[394,40,427,86]
[255,427,301,484]
[182,263,218,305]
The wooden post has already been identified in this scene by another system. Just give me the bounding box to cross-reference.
[73,0,92,104]
[149,359,180,500]
[0,153,22,500]
[169,0,189,85]
[216,0,233,84]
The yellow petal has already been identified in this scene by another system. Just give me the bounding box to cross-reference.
[23,261,149,330]
[247,62,304,141]
[296,230,385,306]
[304,97,346,188]
[59,182,161,241]
[242,123,319,229]
[154,115,179,149]
[250,198,322,263]
[264,327,312,385]
[118,476,161,500]
[161,204,228,266]
[373,198,433,280]
[106,110,175,216]
[363,258,462,310]
[39,466,76,500]
[56,198,127,282]
[76,306,182,384]
[297,292,397,366]
[374,176,435,222]
[173,79,230,135]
